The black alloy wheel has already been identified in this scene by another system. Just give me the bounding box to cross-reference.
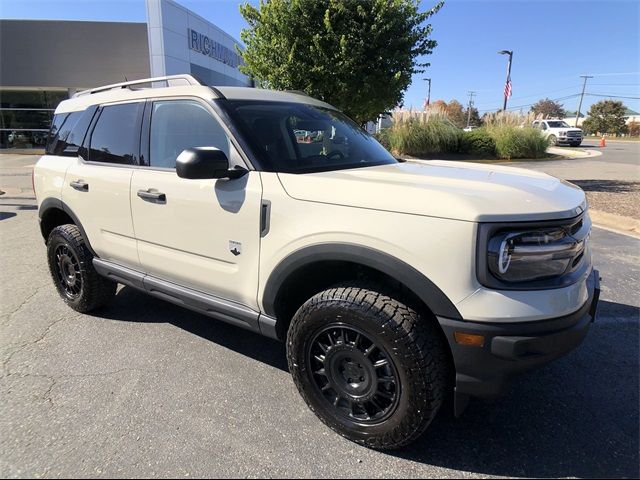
[53,244,83,300]
[307,324,400,424]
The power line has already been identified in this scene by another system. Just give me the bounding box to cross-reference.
[477,94,581,113]
[474,85,579,108]
[587,93,640,100]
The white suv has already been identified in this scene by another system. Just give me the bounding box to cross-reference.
[34,75,599,449]
[532,119,583,146]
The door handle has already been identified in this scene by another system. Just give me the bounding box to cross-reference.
[137,188,166,203]
[70,180,89,192]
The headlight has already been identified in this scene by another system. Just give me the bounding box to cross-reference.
[488,228,580,282]
[477,214,591,289]
[559,131,566,136]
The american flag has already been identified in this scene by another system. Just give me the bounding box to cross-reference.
[504,77,512,98]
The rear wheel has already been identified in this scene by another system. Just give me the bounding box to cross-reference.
[47,224,116,312]
[287,284,448,450]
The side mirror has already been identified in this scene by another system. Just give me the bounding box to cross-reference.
[176,147,247,180]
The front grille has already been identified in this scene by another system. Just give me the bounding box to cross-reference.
[567,131,582,137]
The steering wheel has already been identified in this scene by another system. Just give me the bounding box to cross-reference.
[326,150,345,162]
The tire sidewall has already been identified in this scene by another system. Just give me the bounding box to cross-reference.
[288,299,428,444]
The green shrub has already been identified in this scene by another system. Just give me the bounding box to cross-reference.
[379,117,462,156]
[488,126,549,159]
[460,129,496,157]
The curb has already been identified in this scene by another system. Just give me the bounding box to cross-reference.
[590,209,640,239]
[546,147,603,159]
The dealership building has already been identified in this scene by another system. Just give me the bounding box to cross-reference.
[0,0,251,149]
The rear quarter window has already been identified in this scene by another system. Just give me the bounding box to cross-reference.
[45,106,98,156]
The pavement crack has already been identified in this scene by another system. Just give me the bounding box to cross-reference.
[0,283,49,326]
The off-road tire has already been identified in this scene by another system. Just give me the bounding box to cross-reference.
[47,224,116,312]
[287,284,448,450]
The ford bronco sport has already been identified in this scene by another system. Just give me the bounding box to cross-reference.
[34,75,599,450]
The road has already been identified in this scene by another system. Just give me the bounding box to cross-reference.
[1,154,638,478]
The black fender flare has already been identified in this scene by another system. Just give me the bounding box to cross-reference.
[38,197,97,257]
[262,243,462,320]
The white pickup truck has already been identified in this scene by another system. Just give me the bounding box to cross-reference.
[532,120,583,147]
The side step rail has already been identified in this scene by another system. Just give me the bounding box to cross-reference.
[92,258,277,338]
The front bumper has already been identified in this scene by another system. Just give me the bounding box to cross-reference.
[559,136,582,143]
[438,269,600,415]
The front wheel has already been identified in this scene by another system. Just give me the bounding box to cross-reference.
[548,134,558,146]
[287,285,449,449]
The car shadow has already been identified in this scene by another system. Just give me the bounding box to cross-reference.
[0,212,17,220]
[391,299,639,478]
[96,286,288,372]
[568,179,640,193]
[97,289,639,477]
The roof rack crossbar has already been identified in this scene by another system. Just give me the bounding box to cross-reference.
[74,74,205,97]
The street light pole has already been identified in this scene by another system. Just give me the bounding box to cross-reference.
[575,75,593,127]
[424,78,431,109]
[498,50,513,111]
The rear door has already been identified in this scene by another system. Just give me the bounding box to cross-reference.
[129,98,263,309]
[62,101,144,269]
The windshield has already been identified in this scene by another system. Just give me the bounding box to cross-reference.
[547,121,571,128]
[223,100,397,174]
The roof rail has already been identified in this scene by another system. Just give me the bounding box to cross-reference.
[74,74,204,97]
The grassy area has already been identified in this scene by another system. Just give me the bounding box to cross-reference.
[377,119,550,160]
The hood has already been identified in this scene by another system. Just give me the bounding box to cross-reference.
[277,161,586,222]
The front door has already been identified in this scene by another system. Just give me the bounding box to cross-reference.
[130,99,263,310]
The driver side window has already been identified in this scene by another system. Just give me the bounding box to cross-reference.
[149,100,230,169]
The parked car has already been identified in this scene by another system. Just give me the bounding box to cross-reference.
[532,119,583,146]
[34,75,599,449]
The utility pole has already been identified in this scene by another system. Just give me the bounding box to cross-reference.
[466,91,476,127]
[498,50,513,111]
[575,75,593,127]
[424,78,431,110]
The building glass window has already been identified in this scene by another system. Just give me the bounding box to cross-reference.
[0,89,68,149]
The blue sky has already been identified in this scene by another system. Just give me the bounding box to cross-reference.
[1,0,639,114]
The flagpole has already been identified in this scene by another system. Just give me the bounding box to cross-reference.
[499,50,513,111]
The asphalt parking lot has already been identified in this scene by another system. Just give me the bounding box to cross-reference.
[1,154,639,478]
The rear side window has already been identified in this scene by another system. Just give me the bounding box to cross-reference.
[45,107,97,156]
[149,100,230,169]
[89,103,143,165]
[45,113,69,154]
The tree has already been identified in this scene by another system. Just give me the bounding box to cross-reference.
[582,100,628,135]
[463,106,481,127]
[531,98,566,119]
[239,0,444,124]
[445,100,465,128]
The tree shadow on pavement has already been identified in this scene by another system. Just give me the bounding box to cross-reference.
[568,179,640,193]
[98,288,639,478]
